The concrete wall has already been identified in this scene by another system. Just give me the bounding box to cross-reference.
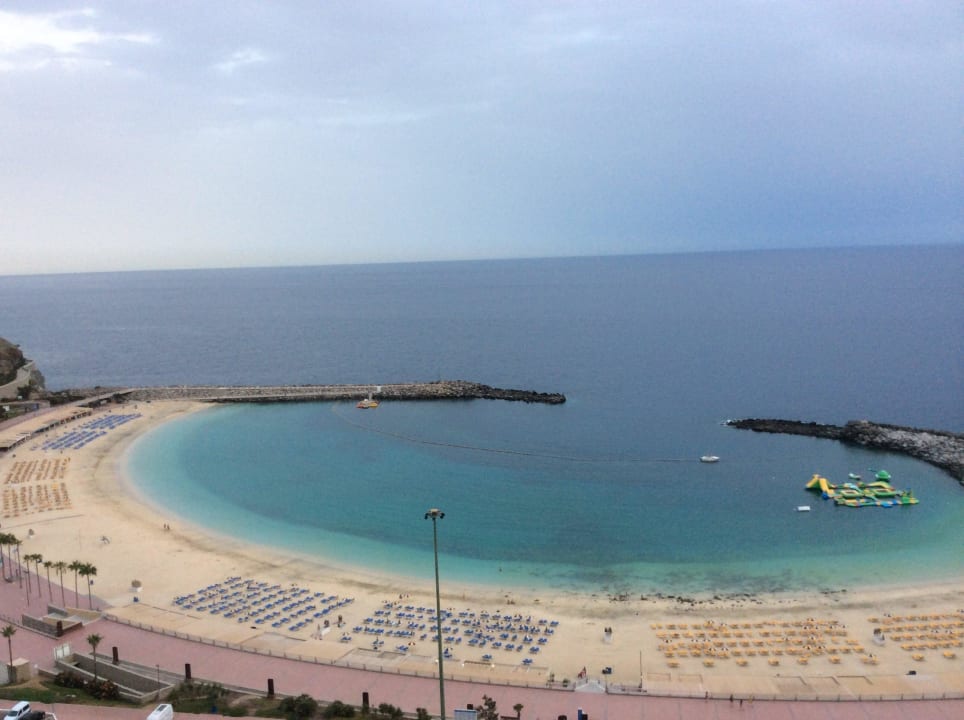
[58,654,170,702]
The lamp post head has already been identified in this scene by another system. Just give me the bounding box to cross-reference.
[425,509,445,520]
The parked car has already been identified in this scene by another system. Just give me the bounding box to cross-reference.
[3,701,31,719]
[146,703,175,720]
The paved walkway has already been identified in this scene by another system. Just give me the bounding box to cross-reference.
[2,693,962,720]
[2,572,963,719]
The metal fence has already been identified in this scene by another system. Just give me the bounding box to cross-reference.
[102,612,964,702]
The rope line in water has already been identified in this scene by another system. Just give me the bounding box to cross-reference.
[331,404,694,464]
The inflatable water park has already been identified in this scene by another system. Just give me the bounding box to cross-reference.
[805,471,919,508]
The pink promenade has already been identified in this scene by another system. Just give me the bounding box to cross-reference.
[2,576,963,719]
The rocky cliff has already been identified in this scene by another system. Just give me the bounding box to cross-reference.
[0,337,45,399]
[0,336,25,384]
[727,418,964,484]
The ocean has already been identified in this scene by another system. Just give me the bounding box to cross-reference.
[2,245,962,594]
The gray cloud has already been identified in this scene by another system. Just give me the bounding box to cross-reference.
[0,1,960,274]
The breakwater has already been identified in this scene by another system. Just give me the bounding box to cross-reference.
[121,379,566,405]
[726,418,964,484]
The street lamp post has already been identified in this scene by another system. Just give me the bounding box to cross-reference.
[425,508,446,720]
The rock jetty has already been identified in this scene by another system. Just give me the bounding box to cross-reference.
[726,418,964,484]
[125,380,565,405]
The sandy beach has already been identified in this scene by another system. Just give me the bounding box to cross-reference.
[2,399,962,699]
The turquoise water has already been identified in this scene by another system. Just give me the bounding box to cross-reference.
[3,247,961,594]
[128,400,964,595]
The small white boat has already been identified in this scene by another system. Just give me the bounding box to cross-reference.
[700,455,720,463]
[796,505,811,512]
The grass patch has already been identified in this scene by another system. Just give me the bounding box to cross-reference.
[0,679,137,708]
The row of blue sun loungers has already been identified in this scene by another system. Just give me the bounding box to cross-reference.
[174,581,554,661]
[42,430,106,450]
[84,413,143,430]
[41,414,142,451]
[382,644,525,661]
[477,652,536,665]
[348,600,558,658]
[172,576,354,631]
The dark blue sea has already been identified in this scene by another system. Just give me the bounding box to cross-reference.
[2,246,962,594]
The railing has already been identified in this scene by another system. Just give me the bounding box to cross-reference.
[606,684,964,702]
[103,612,565,692]
[102,613,964,702]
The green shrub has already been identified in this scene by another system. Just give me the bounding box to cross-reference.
[279,693,318,719]
[52,671,118,700]
[322,700,355,718]
[54,671,86,689]
[374,704,404,720]
[87,678,120,700]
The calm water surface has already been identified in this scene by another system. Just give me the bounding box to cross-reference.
[2,246,961,593]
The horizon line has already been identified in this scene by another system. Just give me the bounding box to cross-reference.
[2,240,961,280]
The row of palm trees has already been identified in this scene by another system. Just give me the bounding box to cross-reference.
[0,531,97,609]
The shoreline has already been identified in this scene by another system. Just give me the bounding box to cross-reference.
[1,399,962,694]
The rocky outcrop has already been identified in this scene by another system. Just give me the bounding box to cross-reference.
[727,418,964,483]
[0,337,25,385]
[0,337,44,400]
[372,380,566,404]
[127,380,565,404]
[726,418,845,440]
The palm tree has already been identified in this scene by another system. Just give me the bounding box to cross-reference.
[43,560,53,600]
[0,534,7,581]
[27,553,44,597]
[22,553,36,596]
[80,563,97,609]
[514,703,524,719]
[0,533,12,581]
[14,539,22,588]
[53,561,67,606]
[87,633,102,681]
[2,625,15,677]
[30,553,43,597]
[78,564,89,607]
[68,561,83,605]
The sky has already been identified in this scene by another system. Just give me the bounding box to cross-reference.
[1,1,961,275]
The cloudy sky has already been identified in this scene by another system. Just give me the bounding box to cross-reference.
[1,1,961,275]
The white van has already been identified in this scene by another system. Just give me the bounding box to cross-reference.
[146,704,174,720]
[3,702,30,719]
